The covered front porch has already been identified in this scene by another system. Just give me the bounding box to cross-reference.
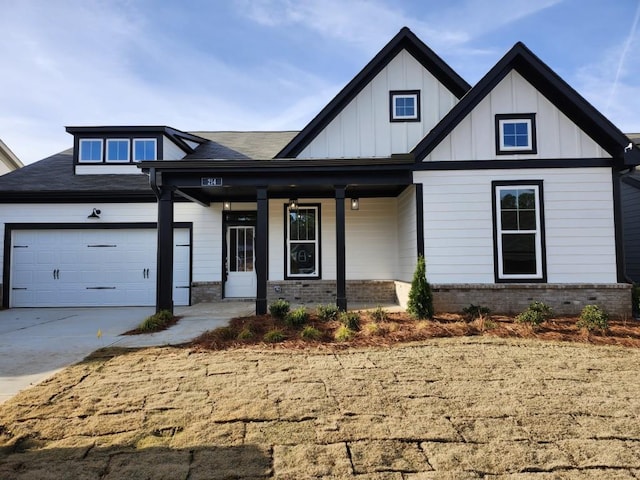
[141,157,422,314]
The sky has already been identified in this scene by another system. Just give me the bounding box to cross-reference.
[1,0,640,165]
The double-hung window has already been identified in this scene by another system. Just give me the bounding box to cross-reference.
[79,139,103,162]
[493,181,546,281]
[495,113,537,154]
[389,90,420,122]
[286,205,320,278]
[106,139,130,162]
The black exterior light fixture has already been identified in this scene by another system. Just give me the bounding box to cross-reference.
[88,208,101,219]
[288,198,299,212]
[350,198,360,210]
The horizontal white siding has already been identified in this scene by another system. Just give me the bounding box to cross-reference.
[299,49,458,158]
[0,202,221,284]
[414,167,617,284]
[425,71,610,161]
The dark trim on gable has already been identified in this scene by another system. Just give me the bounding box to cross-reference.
[411,41,640,167]
[276,27,470,158]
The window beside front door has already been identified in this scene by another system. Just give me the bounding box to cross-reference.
[492,181,546,282]
[286,204,320,278]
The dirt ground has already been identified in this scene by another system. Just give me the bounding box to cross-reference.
[2,336,640,479]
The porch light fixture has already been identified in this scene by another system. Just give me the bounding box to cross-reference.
[223,200,231,211]
[350,198,360,210]
[288,198,299,211]
[87,208,101,219]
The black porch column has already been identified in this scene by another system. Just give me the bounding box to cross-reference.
[335,186,347,311]
[256,187,268,315]
[156,186,174,313]
[415,183,425,257]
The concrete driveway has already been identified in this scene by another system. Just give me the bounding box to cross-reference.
[0,302,254,404]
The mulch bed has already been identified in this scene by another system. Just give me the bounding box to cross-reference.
[190,311,640,351]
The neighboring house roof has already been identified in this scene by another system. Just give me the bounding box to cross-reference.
[0,138,23,172]
[411,42,640,167]
[275,26,471,159]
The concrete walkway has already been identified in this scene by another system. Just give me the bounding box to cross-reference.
[0,302,254,404]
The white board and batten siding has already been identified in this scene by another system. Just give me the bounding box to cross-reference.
[298,49,459,159]
[425,71,611,162]
[414,168,617,284]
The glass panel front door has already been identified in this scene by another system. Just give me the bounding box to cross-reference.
[225,226,256,298]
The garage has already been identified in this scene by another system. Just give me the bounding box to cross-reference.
[8,227,190,307]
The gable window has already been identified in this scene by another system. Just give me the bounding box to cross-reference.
[79,139,103,162]
[492,181,546,282]
[495,114,537,154]
[390,90,420,122]
[134,139,157,161]
[106,139,130,162]
[286,204,320,278]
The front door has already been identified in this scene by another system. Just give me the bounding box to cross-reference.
[225,225,256,298]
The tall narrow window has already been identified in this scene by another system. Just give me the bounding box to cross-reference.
[286,205,320,278]
[133,139,157,161]
[389,90,420,122]
[493,181,546,281]
[106,139,130,162]
[79,139,103,162]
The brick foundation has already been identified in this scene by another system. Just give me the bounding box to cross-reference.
[266,280,396,307]
[191,281,222,304]
[426,283,632,318]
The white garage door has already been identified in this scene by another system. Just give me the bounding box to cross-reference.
[10,228,190,307]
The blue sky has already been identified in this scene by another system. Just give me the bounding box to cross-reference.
[1,0,639,164]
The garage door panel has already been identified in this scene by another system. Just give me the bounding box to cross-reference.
[10,228,190,307]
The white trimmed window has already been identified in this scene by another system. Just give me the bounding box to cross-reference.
[106,139,130,162]
[493,182,545,281]
[133,139,157,161]
[79,139,103,162]
[495,114,537,154]
[286,205,320,278]
[390,90,420,122]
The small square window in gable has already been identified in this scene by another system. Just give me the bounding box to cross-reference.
[390,90,420,122]
[495,113,537,155]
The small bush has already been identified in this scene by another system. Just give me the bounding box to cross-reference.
[370,306,388,323]
[137,310,174,332]
[577,305,609,332]
[300,325,322,341]
[285,307,309,327]
[316,304,339,321]
[237,327,254,340]
[516,301,552,328]
[339,311,361,331]
[263,329,285,343]
[407,255,434,319]
[211,326,236,341]
[363,322,385,336]
[334,325,355,342]
[462,304,491,321]
[269,299,290,319]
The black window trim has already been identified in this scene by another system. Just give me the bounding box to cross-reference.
[495,113,537,155]
[283,202,322,280]
[491,179,547,283]
[389,90,421,123]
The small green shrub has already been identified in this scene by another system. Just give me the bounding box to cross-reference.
[269,299,290,319]
[263,329,285,343]
[339,311,361,331]
[237,327,254,340]
[137,310,174,332]
[334,325,355,342]
[462,304,491,321]
[211,326,236,341]
[363,322,385,336]
[577,305,609,332]
[407,255,434,319]
[285,307,309,327]
[300,325,322,341]
[370,306,388,323]
[316,303,339,321]
[516,301,552,328]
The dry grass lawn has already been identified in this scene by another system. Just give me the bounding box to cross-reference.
[2,336,640,478]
